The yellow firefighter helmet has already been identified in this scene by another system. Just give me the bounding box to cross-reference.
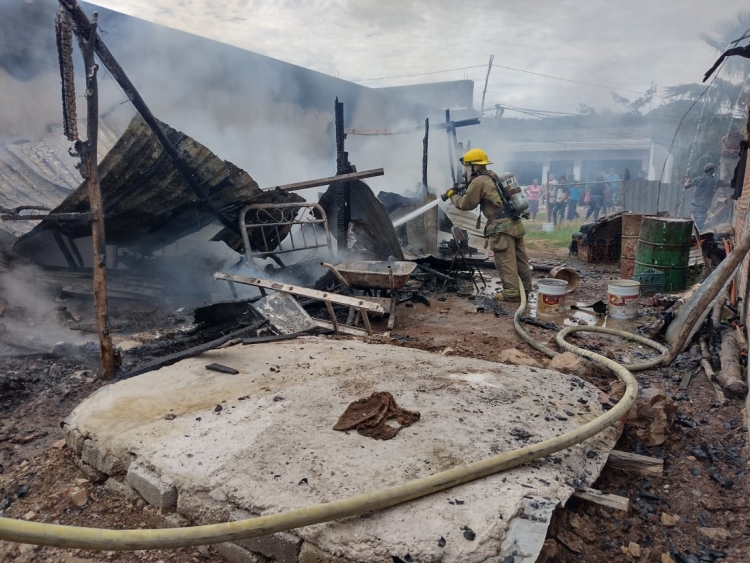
[461,148,492,166]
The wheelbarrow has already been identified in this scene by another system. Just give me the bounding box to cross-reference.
[321,261,417,331]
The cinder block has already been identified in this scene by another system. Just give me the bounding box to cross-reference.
[62,425,86,455]
[215,541,266,563]
[126,464,177,510]
[80,439,126,476]
[237,532,302,563]
[299,542,353,563]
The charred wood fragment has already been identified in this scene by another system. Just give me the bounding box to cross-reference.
[55,7,78,142]
[120,319,266,380]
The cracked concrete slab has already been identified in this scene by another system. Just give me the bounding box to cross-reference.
[63,337,620,562]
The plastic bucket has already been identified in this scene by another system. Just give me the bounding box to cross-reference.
[542,223,554,233]
[549,266,580,293]
[607,279,640,319]
[537,278,568,315]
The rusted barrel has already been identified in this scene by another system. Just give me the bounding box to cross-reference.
[634,217,693,291]
[620,214,646,279]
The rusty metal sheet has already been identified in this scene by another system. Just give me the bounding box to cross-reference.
[14,114,302,256]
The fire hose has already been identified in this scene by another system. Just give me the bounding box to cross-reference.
[0,288,667,551]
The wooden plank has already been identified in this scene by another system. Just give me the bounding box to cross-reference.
[313,319,368,337]
[325,301,339,333]
[214,272,384,313]
[572,488,629,511]
[262,169,384,192]
[606,451,664,476]
[241,333,302,345]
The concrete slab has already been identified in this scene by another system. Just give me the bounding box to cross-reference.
[63,337,619,563]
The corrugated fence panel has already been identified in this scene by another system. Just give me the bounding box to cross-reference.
[622,181,691,217]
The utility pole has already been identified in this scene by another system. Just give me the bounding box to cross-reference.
[480,54,494,116]
[71,10,115,379]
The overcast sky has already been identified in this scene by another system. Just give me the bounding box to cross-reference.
[88,1,743,115]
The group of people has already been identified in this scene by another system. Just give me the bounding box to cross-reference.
[522,167,624,224]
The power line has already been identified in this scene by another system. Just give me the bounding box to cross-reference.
[491,62,666,99]
[353,65,486,82]
[353,62,663,99]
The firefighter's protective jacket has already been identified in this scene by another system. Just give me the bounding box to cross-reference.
[450,171,525,238]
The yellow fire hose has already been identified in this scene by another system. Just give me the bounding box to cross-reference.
[0,286,668,551]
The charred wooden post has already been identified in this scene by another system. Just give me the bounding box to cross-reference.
[422,118,429,195]
[333,98,351,253]
[718,328,748,397]
[445,109,456,184]
[56,0,238,235]
[76,13,115,380]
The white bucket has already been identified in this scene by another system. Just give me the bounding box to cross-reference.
[537,278,568,315]
[542,223,554,233]
[607,279,640,319]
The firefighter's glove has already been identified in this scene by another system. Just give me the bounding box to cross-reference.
[441,188,455,202]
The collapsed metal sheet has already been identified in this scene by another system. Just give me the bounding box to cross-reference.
[14,114,303,257]
[318,180,404,260]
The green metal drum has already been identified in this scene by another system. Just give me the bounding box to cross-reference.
[634,217,693,291]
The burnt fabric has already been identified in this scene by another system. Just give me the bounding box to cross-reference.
[333,391,420,440]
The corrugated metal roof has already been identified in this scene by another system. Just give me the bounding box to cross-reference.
[0,121,121,237]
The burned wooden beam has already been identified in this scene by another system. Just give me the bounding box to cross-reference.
[263,168,384,192]
[422,118,429,195]
[1,212,92,222]
[333,98,351,251]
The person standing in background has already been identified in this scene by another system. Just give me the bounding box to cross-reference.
[567,176,580,221]
[546,173,558,221]
[524,179,542,222]
[586,173,606,220]
[553,176,569,226]
[684,163,726,231]
[604,167,620,214]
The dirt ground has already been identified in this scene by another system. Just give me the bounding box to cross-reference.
[1,246,748,562]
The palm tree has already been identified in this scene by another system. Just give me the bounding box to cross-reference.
[699,10,750,80]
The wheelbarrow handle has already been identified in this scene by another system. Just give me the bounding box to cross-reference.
[320,262,351,287]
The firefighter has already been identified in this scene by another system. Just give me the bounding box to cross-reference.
[443,148,532,302]
[684,162,727,231]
